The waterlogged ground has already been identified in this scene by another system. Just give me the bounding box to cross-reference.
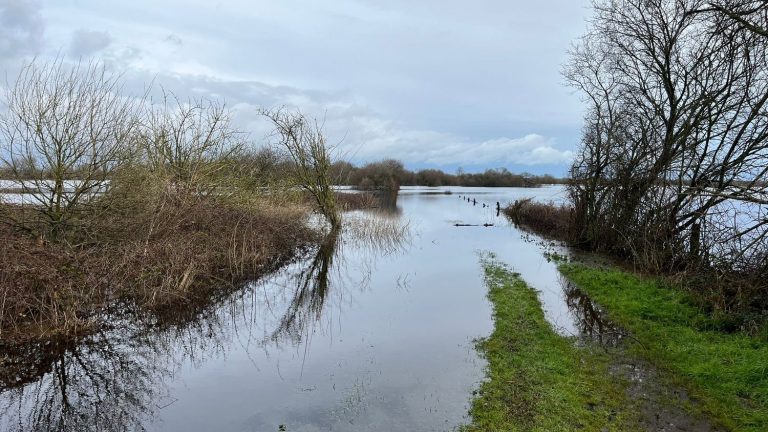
[0,186,575,432]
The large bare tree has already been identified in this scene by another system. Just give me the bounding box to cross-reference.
[565,0,768,280]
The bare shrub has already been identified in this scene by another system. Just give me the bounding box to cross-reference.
[0,58,142,238]
[137,91,244,198]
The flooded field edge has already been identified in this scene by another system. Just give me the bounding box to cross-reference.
[463,253,636,431]
[463,251,728,431]
[3,185,758,432]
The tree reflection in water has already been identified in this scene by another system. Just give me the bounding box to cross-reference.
[270,209,410,345]
[561,276,625,347]
[0,320,169,432]
[0,210,411,431]
[376,191,401,216]
[273,227,340,343]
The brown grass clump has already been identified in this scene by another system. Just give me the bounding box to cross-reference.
[0,223,99,339]
[0,198,318,343]
[334,191,378,211]
[504,199,574,242]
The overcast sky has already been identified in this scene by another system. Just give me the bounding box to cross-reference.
[1,0,590,175]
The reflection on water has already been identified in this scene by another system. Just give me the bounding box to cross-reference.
[273,230,340,344]
[1,186,584,432]
[561,276,625,347]
[375,191,401,216]
[0,212,412,432]
[0,323,168,432]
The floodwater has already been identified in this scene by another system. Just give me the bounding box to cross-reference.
[0,185,577,432]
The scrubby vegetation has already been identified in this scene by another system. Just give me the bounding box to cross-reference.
[506,0,768,329]
[561,264,768,432]
[0,59,369,343]
[0,200,316,341]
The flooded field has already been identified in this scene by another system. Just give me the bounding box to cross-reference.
[0,186,574,432]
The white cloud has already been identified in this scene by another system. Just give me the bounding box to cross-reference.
[323,118,574,166]
[159,76,573,167]
[105,68,571,170]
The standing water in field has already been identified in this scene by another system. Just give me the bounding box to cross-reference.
[0,186,572,432]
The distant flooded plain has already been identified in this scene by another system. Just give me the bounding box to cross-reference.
[1,186,576,432]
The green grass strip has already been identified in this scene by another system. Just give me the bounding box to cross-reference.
[560,263,768,432]
[464,254,636,431]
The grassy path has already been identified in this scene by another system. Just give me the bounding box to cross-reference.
[561,264,768,432]
[463,255,637,431]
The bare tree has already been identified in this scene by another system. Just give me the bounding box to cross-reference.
[565,0,768,282]
[0,58,141,238]
[261,108,340,228]
[693,1,768,37]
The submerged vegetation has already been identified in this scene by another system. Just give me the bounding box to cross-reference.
[464,255,635,431]
[503,198,573,241]
[561,264,768,432]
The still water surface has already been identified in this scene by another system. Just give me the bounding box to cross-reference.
[1,186,576,432]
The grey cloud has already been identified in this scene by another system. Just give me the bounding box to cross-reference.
[17,0,589,173]
[124,72,573,168]
[164,33,182,46]
[0,0,44,61]
[69,29,112,58]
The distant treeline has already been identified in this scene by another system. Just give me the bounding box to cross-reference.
[329,159,564,189]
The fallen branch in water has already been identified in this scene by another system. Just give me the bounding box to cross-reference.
[454,223,494,227]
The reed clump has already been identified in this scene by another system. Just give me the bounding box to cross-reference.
[503,198,574,241]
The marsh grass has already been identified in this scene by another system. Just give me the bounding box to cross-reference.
[343,212,411,256]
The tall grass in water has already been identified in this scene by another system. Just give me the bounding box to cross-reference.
[503,198,574,241]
